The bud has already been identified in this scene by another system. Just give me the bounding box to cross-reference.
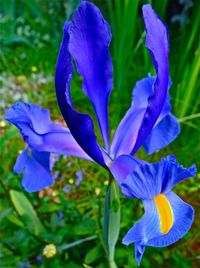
[43,244,57,258]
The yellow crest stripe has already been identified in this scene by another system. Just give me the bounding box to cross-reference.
[154,194,174,234]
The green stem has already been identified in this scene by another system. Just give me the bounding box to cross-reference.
[103,175,120,268]
[58,235,97,251]
[178,113,200,123]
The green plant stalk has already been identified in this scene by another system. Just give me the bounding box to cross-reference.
[178,113,200,123]
[103,175,120,268]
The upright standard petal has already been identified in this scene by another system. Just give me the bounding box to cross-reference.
[5,102,91,161]
[131,5,170,155]
[55,22,106,168]
[69,1,113,150]
[144,112,180,154]
[111,73,179,157]
[14,148,53,192]
[111,76,177,157]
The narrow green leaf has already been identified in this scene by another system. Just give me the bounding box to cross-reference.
[10,190,46,235]
[7,213,25,228]
[58,235,97,251]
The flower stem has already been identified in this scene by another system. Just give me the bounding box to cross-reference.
[103,176,120,268]
[178,113,200,123]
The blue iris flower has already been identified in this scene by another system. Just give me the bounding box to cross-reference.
[4,2,197,264]
[119,155,196,265]
[5,3,181,192]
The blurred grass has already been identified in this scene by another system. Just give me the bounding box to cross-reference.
[0,0,200,267]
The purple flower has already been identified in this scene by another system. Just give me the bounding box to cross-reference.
[4,2,196,264]
[5,3,180,192]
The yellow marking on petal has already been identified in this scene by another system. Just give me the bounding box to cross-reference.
[154,194,174,234]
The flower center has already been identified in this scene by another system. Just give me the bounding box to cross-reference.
[154,194,174,234]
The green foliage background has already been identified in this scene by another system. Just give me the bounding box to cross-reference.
[0,0,199,267]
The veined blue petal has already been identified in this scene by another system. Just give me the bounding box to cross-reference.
[123,191,194,264]
[5,102,92,161]
[109,155,145,185]
[120,156,196,199]
[14,148,53,192]
[69,1,113,150]
[131,5,170,155]
[144,113,180,154]
[120,162,163,199]
[122,199,160,248]
[55,21,106,168]
[161,155,197,193]
[147,191,194,247]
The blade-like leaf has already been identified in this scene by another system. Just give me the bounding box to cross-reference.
[10,190,46,235]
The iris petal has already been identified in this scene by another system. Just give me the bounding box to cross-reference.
[120,162,163,199]
[147,191,194,247]
[131,5,169,154]
[55,21,106,168]
[14,147,29,174]
[122,199,160,245]
[111,77,179,157]
[161,155,197,193]
[69,1,113,150]
[110,104,145,158]
[123,191,194,264]
[144,113,180,155]
[5,102,92,161]
[109,155,145,185]
[15,148,53,192]
[120,155,196,199]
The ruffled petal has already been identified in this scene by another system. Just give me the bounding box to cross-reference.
[5,102,92,161]
[161,155,197,193]
[131,5,169,154]
[69,1,113,150]
[147,191,194,247]
[120,155,196,199]
[109,155,144,185]
[55,21,106,168]
[14,148,53,192]
[144,113,180,155]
